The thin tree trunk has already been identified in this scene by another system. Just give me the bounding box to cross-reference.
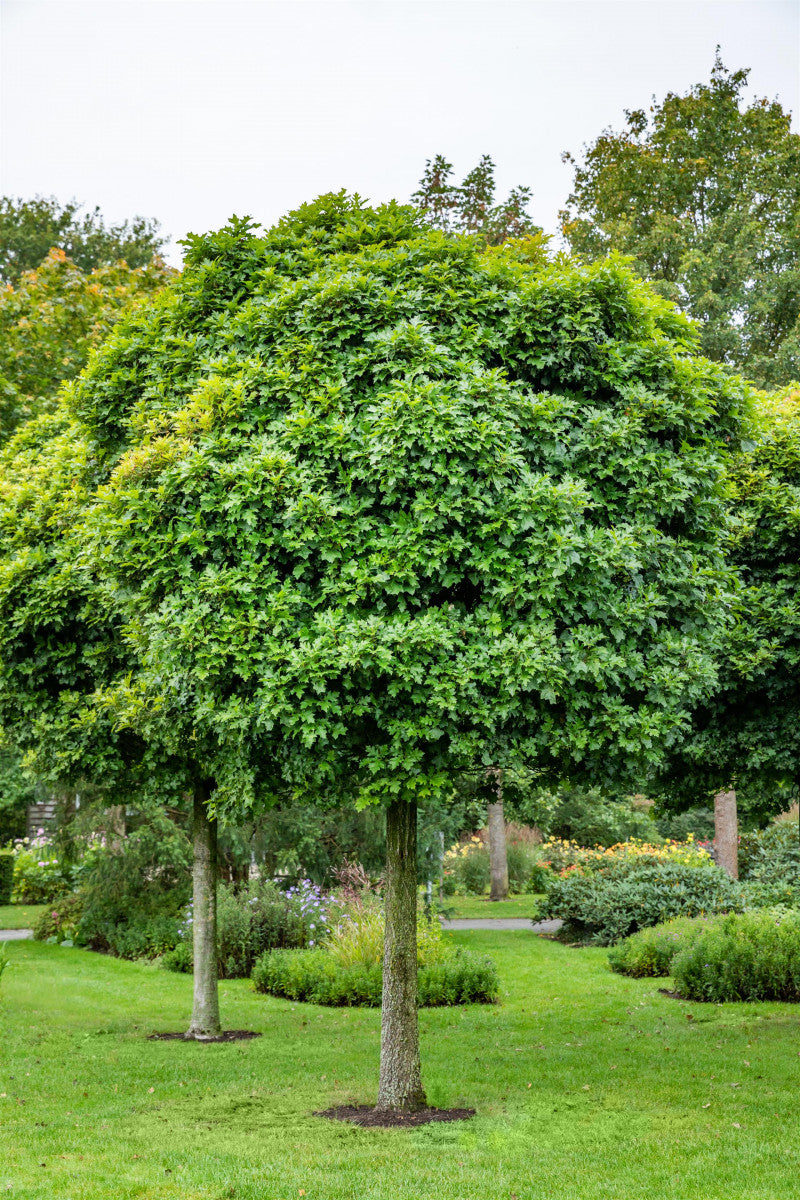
[105,805,126,853]
[376,797,426,1113]
[488,769,509,901]
[714,789,738,880]
[186,781,221,1039]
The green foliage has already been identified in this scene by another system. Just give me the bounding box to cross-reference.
[412,154,543,246]
[0,747,38,843]
[544,860,744,944]
[0,942,8,986]
[0,852,12,905]
[652,386,800,818]
[45,194,749,819]
[0,249,173,441]
[535,784,657,847]
[739,821,800,906]
[562,55,800,387]
[163,877,320,978]
[608,915,716,977]
[74,811,191,953]
[252,945,499,1007]
[33,892,84,943]
[672,909,800,1001]
[9,835,73,903]
[0,196,165,284]
[654,806,716,842]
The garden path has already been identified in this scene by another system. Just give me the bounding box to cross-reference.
[0,929,33,940]
[440,917,562,932]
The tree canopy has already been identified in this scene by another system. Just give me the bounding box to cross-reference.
[0,249,172,443]
[0,195,165,285]
[412,154,542,247]
[561,55,800,388]
[652,384,800,822]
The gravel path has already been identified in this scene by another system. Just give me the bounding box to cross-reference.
[0,929,33,940]
[441,918,562,933]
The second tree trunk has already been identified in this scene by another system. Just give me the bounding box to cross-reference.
[487,768,508,901]
[375,797,426,1113]
[186,782,221,1039]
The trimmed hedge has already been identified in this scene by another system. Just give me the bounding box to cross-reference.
[252,946,499,1007]
[543,860,744,945]
[0,853,13,906]
[672,910,800,1002]
[608,916,717,977]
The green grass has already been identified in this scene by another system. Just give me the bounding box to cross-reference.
[0,903,45,929]
[442,894,544,919]
[3,933,800,1198]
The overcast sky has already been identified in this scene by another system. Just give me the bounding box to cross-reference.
[1,0,798,263]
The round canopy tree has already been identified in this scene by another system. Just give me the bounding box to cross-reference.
[66,196,746,1113]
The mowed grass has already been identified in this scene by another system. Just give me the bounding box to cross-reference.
[0,903,45,929]
[442,895,543,920]
[2,933,800,1200]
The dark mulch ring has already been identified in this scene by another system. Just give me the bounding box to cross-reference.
[315,1105,476,1128]
[148,1030,262,1043]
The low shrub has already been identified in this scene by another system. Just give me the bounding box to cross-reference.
[739,822,800,906]
[608,916,718,977]
[252,945,499,1006]
[0,852,12,905]
[672,910,800,1002]
[9,835,73,903]
[33,893,84,943]
[543,860,744,945]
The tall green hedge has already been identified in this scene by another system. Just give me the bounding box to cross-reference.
[0,853,13,906]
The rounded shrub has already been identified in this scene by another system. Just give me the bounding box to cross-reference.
[608,915,718,977]
[544,860,744,944]
[671,910,800,1002]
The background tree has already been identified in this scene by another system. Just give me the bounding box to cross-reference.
[413,154,543,246]
[651,383,800,864]
[0,249,172,443]
[66,196,746,1114]
[561,55,800,387]
[0,196,164,284]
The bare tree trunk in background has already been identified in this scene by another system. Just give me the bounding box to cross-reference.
[186,781,221,1039]
[714,789,739,879]
[488,768,509,901]
[376,797,426,1113]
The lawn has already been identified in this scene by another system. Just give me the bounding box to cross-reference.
[0,903,45,929]
[2,932,800,1199]
[442,895,543,920]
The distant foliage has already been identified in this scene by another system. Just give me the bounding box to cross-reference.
[0,853,12,905]
[412,153,542,246]
[739,821,800,907]
[0,195,165,285]
[9,834,73,903]
[562,56,800,386]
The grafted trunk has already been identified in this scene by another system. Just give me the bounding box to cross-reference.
[488,769,508,901]
[376,797,426,1113]
[714,789,738,879]
[186,781,221,1039]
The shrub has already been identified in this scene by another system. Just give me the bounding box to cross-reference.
[443,836,490,895]
[163,878,326,978]
[252,946,499,1007]
[608,916,718,977]
[545,786,658,847]
[655,807,716,842]
[33,893,84,943]
[739,822,800,905]
[543,860,744,945]
[0,852,12,905]
[672,910,800,1002]
[9,835,73,902]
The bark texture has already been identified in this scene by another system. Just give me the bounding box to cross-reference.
[376,798,426,1113]
[105,805,126,853]
[487,769,509,901]
[714,789,739,879]
[187,782,221,1038]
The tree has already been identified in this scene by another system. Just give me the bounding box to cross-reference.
[561,54,800,388]
[0,196,165,285]
[61,195,745,1113]
[0,249,172,443]
[651,383,800,851]
[413,154,543,247]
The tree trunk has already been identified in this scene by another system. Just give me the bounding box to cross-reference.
[714,789,738,879]
[375,797,426,1113]
[105,805,126,853]
[186,781,221,1039]
[487,769,509,901]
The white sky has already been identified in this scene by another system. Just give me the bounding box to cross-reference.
[1,0,798,263]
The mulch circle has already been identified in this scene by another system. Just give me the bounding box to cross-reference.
[147,1030,262,1043]
[314,1105,476,1128]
